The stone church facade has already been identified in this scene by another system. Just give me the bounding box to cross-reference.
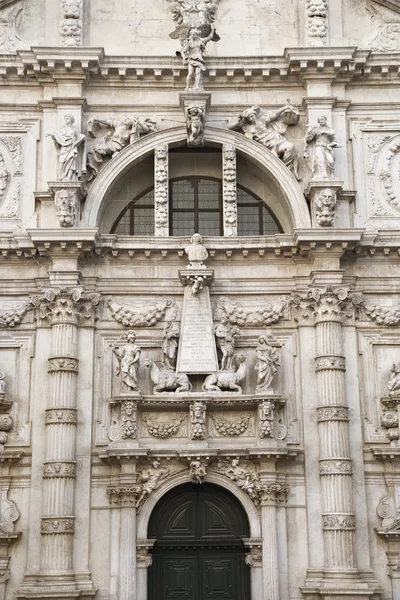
[0,1,399,599]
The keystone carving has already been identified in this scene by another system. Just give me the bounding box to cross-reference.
[186,106,205,147]
[189,459,207,484]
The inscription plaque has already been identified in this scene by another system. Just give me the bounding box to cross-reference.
[177,285,218,374]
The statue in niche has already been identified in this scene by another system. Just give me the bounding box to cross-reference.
[161,321,180,370]
[86,115,158,176]
[254,336,280,394]
[304,116,341,179]
[228,105,301,180]
[388,363,400,396]
[136,460,170,511]
[214,316,240,371]
[113,330,141,392]
[186,106,205,146]
[47,114,86,181]
[185,233,208,269]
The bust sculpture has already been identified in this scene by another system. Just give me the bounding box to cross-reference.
[185,233,208,269]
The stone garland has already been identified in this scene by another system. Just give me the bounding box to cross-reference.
[108,298,177,327]
[306,0,328,47]
[215,296,289,327]
[380,139,400,210]
[211,413,250,436]
[60,0,82,47]
[142,413,185,439]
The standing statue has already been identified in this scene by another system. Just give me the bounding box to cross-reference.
[87,115,158,176]
[388,362,400,396]
[182,27,215,91]
[167,0,221,92]
[304,116,341,179]
[136,460,170,511]
[214,316,240,371]
[185,233,208,269]
[228,105,301,180]
[113,330,141,392]
[161,321,180,370]
[254,336,280,394]
[47,113,86,181]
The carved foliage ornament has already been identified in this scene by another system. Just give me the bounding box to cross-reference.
[211,413,251,436]
[361,1,400,52]
[0,371,13,452]
[0,489,19,534]
[154,144,169,232]
[108,298,177,327]
[292,286,364,323]
[38,287,100,325]
[222,145,237,235]
[379,138,400,211]
[142,413,185,438]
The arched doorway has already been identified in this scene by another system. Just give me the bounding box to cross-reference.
[148,482,251,600]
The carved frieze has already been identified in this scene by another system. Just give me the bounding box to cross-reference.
[319,460,353,474]
[45,409,78,425]
[108,298,177,327]
[364,304,400,326]
[41,517,75,534]
[48,357,79,373]
[317,406,349,422]
[43,462,77,478]
[315,356,346,371]
[322,514,356,530]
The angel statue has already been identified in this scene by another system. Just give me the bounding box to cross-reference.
[304,116,341,179]
[181,26,215,92]
[229,105,301,180]
[86,115,158,177]
[47,113,86,181]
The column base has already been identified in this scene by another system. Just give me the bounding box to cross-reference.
[301,569,383,599]
[16,572,97,600]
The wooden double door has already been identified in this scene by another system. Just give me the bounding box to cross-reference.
[148,483,251,600]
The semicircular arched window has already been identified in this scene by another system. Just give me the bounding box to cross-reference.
[111,177,282,236]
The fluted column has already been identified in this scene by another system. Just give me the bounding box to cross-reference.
[311,287,358,570]
[260,483,290,600]
[107,480,140,600]
[39,288,99,585]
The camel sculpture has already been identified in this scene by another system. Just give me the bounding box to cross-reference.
[202,354,247,393]
[145,358,192,394]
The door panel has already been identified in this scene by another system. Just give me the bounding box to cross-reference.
[148,483,251,600]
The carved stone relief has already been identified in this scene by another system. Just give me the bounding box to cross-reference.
[60,0,83,47]
[154,144,169,236]
[314,187,337,227]
[189,459,207,484]
[145,358,192,394]
[190,401,206,440]
[0,488,19,534]
[55,189,78,227]
[210,413,252,437]
[0,371,13,452]
[306,0,328,47]
[222,145,237,237]
[203,354,246,393]
[0,3,30,53]
[186,106,205,147]
[360,1,400,52]
[136,460,170,512]
[142,412,186,438]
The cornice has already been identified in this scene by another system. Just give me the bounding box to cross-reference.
[0,46,396,88]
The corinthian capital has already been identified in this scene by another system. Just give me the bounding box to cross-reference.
[292,286,364,325]
[38,287,100,325]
